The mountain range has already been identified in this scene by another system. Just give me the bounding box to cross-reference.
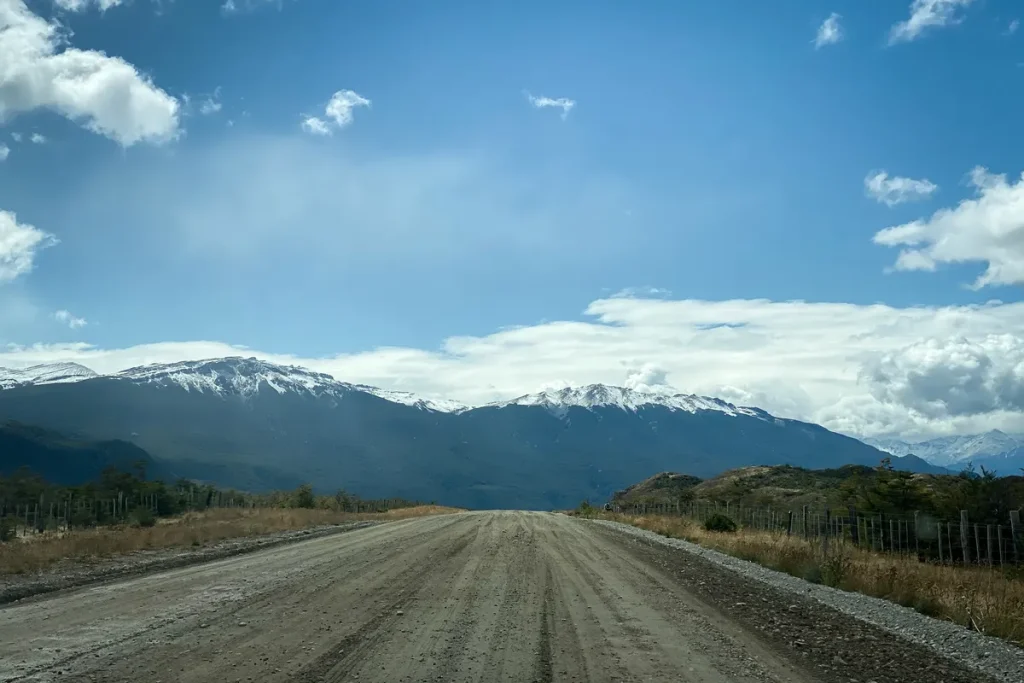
[864,431,1024,475]
[0,357,942,508]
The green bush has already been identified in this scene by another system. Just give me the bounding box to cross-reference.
[0,517,16,543]
[131,507,157,528]
[575,500,595,517]
[292,483,316,509]
[703,513,738,533]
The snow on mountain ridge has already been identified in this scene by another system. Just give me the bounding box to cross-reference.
[490,383,768,420]
[116,357,468,411]
[0,362,98,389]
[863,430,1022,467]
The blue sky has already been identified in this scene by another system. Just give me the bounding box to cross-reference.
[2,0,1024,439]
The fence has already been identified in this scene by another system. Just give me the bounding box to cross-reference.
[620,500,1024,568]
[0,486,413,540]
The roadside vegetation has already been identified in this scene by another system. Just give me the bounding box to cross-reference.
[613,461,1024,526]
[0,467,457,576]
[576,459,1024,646]
[592,511,1024,646]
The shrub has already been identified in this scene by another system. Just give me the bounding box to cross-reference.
[575,500,596,517]
[703,513,738,533]
[292,484,316,509]
[0,517,16,543]
[131,507,157,528]
[818,543,853,588]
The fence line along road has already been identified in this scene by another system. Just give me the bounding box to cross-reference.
[619,500,1024,568]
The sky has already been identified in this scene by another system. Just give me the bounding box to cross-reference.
[2,0,1024,441]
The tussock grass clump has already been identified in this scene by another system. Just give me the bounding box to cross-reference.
[602,513,1024,646]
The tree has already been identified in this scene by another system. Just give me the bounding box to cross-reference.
[293,483,316,509]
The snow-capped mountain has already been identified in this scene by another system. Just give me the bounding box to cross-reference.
[0,362,98,390]
[491,384,767,420]
[0,355,933,508]
[863,430,1022,468]
[0,357,464,413]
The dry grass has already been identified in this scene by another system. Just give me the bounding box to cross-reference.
[0,505,460,576]
[601,513,1024,646]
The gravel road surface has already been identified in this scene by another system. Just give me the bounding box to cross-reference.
[0,511,1001,683]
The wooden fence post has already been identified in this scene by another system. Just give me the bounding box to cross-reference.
[960,510,970,566]
[787,510,794,537]
[1011,511,1021,565]
[913,511,920,558]
[986,525,994,567]
[974,524,982,567]
[937,522,944,564]
[997,526,1005,567]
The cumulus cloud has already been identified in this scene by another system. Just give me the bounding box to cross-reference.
[864,171,938,206]
[5,295,1024,440]
[300,90,369,135]
[1008,19,1020,36]
[815,12,843,48]
[0,143,7,160]
[873,166,1024,288]
[623,364,672,393]
[526,92,575,120]
[0,0,180,146]
[10,132,20,142]
[0,210,58,283]
[53,309,87,329]
[864,336,1024,418]
[889,0,976,45]
[29,132,45,144]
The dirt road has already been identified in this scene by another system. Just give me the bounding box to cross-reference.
[0,512,994,683]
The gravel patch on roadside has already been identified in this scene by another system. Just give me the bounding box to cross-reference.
[594,518,1024,683]
[0,521,377,606]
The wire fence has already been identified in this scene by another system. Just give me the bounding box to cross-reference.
[0,486,413,540]
[618,500,1024,568]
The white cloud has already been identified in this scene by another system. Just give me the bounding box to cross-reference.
[9,132,20,142]
[29,132,46,144]
[53,309,87,329]
[221,0,289,14]
[0,210,57,283]
[299,90,369,135]
[0,0,180,146]
[199,87,222,116]
[864,335,1024,418]
[873,166,1024,288]
[0,143,7,160]
[814,12,843,48]
[5,295,1024,440]
[300,115,331,136]
[889,0,976,45]
[1007,19,1020,35]
[526,92,575,120]
[53,0,125,11]
[864,170,938,206]
[324,90,369,126]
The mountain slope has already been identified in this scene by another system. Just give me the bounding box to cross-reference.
[864,430,1023,473]
[0,357,900,508]
[0,421,160,485]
